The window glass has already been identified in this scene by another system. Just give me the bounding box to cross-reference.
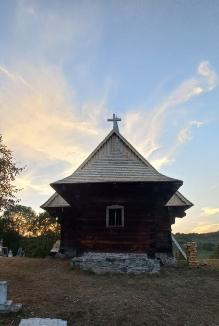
[109,209,115,226]
[107,207,124,227]
[115,208,122,226]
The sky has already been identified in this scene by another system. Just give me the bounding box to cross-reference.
[0,0,219,233]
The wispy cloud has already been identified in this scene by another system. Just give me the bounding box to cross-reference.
[0,65,34,91]
[177,120,204,144]
[192,223,219,234]
[201,207,219,217]
[0,60,217,211]
[0,63,109,203]
[124,61,218,169]
[13,0,102,63]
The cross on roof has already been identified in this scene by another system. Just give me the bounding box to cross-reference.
[107,113,121,132]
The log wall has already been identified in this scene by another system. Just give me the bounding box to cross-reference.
[60,199,172,255]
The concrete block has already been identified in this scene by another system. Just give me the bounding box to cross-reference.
[19,318,67,325]
[0,281,22,313]
[0,281,7,304]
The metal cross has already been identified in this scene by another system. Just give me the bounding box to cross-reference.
[107,113,121,132]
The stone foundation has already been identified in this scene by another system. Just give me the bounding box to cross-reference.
[71,252,176,274]
[155,253,176,266]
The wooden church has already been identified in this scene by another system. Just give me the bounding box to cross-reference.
[41,114,192,268]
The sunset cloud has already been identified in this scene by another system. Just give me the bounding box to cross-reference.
[0,60,217,208]
[201,207,219,217]
[192,223,219,234]
[0,63,109,202]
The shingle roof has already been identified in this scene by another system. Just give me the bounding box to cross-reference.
[51,130,182,185]
[166,191,193,208]
[41,191,192,209]
[41,192,69,209]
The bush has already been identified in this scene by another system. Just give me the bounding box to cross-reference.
[0,205,60,257]
[21,232,59,258]
[199,242,214,251]
[210,245,219,259]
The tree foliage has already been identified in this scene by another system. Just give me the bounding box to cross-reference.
[2,205,60,237]
[0,135,23,211]
[0,205,60,257]
[210,245,219,259]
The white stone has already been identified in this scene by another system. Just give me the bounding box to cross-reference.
[8,250,13,257]
[19,318,67,326]
[72,252,160,274]
[155,253,176,266]
[0,281,22,313]
[0,281,7,304]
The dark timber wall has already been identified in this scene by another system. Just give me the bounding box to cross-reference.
[59,200,172,256]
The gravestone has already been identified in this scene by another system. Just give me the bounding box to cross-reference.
[0,240,3,255]
[8,250,13,257]
[17,247,25,257]
[0,281,22,313]
[19,318,67,325]
[0,282,7,304]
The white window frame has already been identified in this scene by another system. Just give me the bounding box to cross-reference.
[106,205,124,227]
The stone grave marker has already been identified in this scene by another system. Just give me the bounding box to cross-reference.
[19,318,67,325]
[0,281,7,305]
[0,281,22,313]
[8,250,13,257]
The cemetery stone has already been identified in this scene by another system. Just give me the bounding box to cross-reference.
[0,281,22,313]
[19,318,67,325]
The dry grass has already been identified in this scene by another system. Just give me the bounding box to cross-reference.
[0,257,219,326]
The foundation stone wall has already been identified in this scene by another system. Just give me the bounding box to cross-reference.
[71,252,166,274]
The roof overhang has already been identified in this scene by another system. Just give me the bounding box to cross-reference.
[51,180,183,207]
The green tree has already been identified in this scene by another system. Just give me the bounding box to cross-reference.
[210,245,219,259]
[1,205,60,257]
[2,205,36,236]
[0,135,23,211]
[0,217,21,255]
[1,205,60,237]
[30,211,60,237]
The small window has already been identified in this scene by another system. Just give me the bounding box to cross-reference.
[106,205,124,227]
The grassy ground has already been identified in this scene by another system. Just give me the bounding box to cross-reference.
[0,258,219,326]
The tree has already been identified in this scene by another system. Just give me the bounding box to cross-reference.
[1,205,60,237]
[2,205,37,236]
[1,205,60,256]
[210,245,219,259]
[0,217,22,254]
[0,135,23,211]
[32,211,60,236]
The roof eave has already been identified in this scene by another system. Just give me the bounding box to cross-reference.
[51,179,183,186]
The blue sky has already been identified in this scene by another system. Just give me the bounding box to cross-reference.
[0,0,219,233]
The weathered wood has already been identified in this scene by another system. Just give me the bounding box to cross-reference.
[171,234,187,259]
[55,187,174,254]
[41,121,192,258]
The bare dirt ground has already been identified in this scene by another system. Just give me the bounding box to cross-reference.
[0,258,219,326]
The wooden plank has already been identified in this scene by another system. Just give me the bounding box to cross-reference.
[171,234,187,259]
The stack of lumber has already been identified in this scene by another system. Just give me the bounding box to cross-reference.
[186,242,199,267]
